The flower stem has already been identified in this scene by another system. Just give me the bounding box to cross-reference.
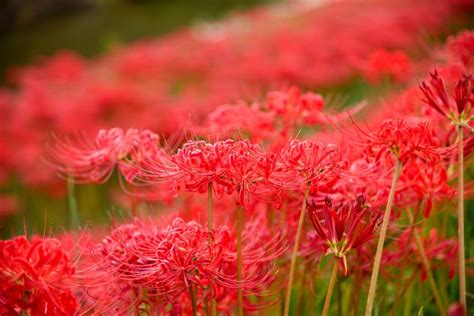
[67,173,78,228]
[365,160,402,316]
[283,182,311,316]
[322,260,338,316]
[237,206,244,316]
[457,125,466,310]
[189,284,197,316]
[208,183,217,316]
[406,208,446,315]
[296,262,310,316]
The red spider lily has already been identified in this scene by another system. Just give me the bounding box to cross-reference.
[420,70,473,123]
[392,228,458,281]
[49,128,160,183]
[170,140,231,196]
[0,236,78,315]
[447,31,474,67]
[204,102,276,142]
[358,119,446,164]
[266,87,325,127]
[212,140,281,208]
[307,196,381,275]
[360,49,412,83]
[80,216,283,314]
[139,139,281,208]
[332,158,389,208]
[271,139,341,192]
[396,160,454,217]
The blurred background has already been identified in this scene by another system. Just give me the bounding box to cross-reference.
[0,0,274,78]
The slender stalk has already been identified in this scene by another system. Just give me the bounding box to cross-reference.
[337,270,343,315]
[351,271,361,316]
[388,209,419,316]
[189,285,197,316]
[208,183,217,316]
[296,262,310,316]
[67,173,78,228]
[308,260,321,315]
[403,280,414,316]
[457,125,466,310]
[322,261,338,316]
[365,160,403,316]
[283,183,311,316]
[406,208,446,315]
[236,206,244,316]
[388,269,417,316]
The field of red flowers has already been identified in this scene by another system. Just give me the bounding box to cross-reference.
[0,0,474,315]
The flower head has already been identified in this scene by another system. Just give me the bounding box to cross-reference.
[82,216,283,314]
[307,196,381,274]
[50,128,160,183]
[0,236,77,315]
[360,119,444,164]
[420,70,473,124]
[272,139,341,192]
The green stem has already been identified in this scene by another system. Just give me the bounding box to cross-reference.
[365,160,403,316]
[457,125,466,310]
[388,269,417,316]
[208,183,217,316]
[296,262,310,316]
[67,173,78,228]
[283,183,311,316]
[403,279,415,316]
[237,206,244,316]
[350,271,361,316]
[189,284,197,316]
[322,261,338,316]
[406,209,446,315]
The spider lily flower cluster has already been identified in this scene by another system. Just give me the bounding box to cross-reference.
[77,217,284,314]
[1,1,474,315]
[0,236,78,315]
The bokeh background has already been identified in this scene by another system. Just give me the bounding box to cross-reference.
[0,0,274,77]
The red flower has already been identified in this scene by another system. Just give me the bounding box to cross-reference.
[307,196,381,274]
[359,119,445,164]
[82,216,283,314]
[361,49,412,83]
[0,236,77,315]
[393,228,458,281]
[420,70,473,122]
[272,139,341,192]
[50,128,160,183]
